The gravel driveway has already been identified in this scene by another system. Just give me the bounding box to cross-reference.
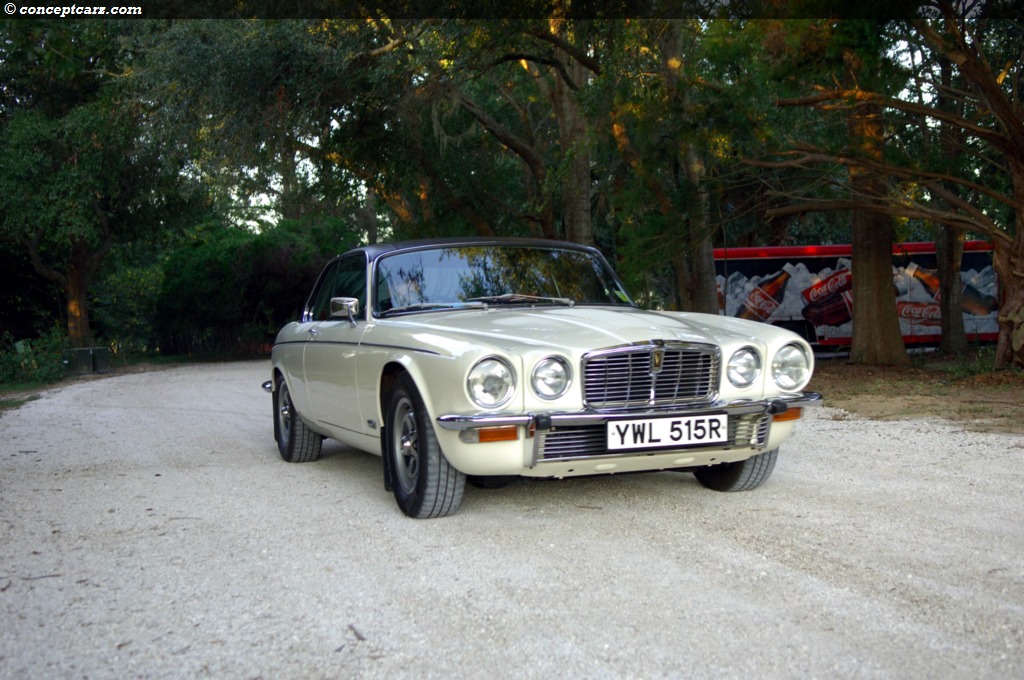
[1,361,1022,679]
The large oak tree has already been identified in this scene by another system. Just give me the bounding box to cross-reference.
[754,1,1024,367]
[0,21,186,347]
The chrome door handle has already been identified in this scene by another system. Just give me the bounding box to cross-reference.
[308,328,320,337]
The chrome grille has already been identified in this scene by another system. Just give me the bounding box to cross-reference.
[536,413,770,462]
[582,343,720,409]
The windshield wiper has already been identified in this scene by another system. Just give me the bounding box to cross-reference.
[378,301,486,317]
[466,293,575,307]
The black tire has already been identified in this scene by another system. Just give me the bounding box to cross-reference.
[385,373,465,518]
[694,448,778,492]
[274,377,323,463]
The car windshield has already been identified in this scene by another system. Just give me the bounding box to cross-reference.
[374,245,633,315]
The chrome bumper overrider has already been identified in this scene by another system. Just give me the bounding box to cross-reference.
[436,392,822,432]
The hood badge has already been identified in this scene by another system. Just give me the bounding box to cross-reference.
[650,347,665,375]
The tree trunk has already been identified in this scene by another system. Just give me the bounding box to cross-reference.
[935,227,967,355]
[65,268,92,348]
[678,144,718,313]
[546,0,592,245]
[552,58,593,245]
[26,232,106,348]
[915,3,1024,368]
[658,20,716,313]
[992,163,1024,369]
[848,102,909,365]
[850,213,907,364]
[672,238,717,313]
[992,238,1024,369]
[935,55,967,355]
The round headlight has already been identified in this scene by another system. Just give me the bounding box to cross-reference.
[727,347,761,387]
[467,357,515,408]
[531,356,571,400]
[772,343,811,391]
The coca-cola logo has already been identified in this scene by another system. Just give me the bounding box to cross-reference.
[745,286,780,319]
[803,269,852,304]
[898,302,941,325]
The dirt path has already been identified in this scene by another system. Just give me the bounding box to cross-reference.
[1,361,1022,678]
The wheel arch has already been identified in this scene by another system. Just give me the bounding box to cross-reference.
[379,361,407,416]
[378,360,411,492]
[376,356,453,428]
[377,356,456,492]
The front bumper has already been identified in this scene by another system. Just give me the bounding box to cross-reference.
[437,392,821,430]
[437,392,822,468]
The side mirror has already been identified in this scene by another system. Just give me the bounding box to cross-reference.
[330,297,360,325]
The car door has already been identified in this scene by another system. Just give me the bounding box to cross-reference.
[302,254,369,436]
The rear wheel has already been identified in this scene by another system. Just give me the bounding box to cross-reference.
[385,373,465,518]
[274,377,322,463]
[694,448,777,492]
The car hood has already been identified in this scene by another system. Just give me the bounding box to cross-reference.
[379,306,782,354]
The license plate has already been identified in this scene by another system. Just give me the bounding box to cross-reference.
[607,413,729,451]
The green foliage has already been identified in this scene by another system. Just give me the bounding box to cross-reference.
[0,19,204,347]
[2,15,1019,365]
[135,20,373,227]
[0,327,69,385]
[92,263,165,355]
[0,245,63,340]
[155,218,359,355]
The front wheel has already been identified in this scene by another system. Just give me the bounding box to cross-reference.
[385,373,465,518]
[274,377,322,463]
[693,448,778,492]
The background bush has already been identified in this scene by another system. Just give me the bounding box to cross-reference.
[154,218,358,356]
[0,327,69,385]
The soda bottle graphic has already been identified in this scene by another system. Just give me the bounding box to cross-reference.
[802,290,853,327]
[736,263,796,322]
[801,265,852,305]
[906,262,997,315]
[906,262,940,298]
[961,283,998,315]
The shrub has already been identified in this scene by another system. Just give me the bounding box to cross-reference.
[0,326,69,385]
[92,263,164,355]
[155,218,358,356]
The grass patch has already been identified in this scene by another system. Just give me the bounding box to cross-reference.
[943,347,1001,379]
[0,378,52,395]
[0,394,40,413]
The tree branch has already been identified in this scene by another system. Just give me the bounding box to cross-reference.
[527,29,601,76]
[26,229,67,286]
[745,147,1022,213]
[485,53,580,90]
[764,197,1010,244]
[777,86,1015,155]
[456,93,547,186]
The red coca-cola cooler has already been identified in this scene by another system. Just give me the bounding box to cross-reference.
[714,241,998,346]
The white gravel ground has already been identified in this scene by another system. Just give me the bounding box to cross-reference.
[1,360,1022,679]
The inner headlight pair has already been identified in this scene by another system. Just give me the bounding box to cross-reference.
[468,356,571,408]
[727,344,811,391]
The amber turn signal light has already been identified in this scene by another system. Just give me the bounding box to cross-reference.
[772,407,803,422]
[477,426,519,443]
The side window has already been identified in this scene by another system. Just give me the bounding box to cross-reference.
[306,261,340,322]
[331,256,367,314]
[306,255,367,322]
